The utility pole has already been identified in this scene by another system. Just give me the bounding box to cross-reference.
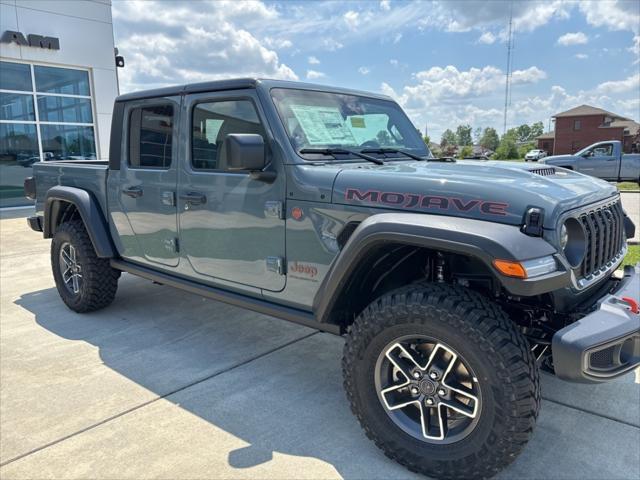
[503,2,514,135]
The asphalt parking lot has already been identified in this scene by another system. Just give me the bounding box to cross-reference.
[1,200,639,480]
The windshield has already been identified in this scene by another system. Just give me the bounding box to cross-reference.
[270,88,429,159]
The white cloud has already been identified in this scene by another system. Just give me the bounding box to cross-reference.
[112,0,297,92]
[477,31,496,44]
[579,1,640,33]
[574,53,589,59]
[557,31,588,46]
[399,65,547,109]
[595,74,640,94]
[380,0,391,11]
[263,37,293,49]
[321,38,344,51]
[344,10,360,29]
[630,35,640,64]
[389,59,399,67]
[308,56,320,65]
[306,69,326,80]
[358,66,371,75]
[393,32,403,44]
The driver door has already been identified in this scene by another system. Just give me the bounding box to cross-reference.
[177,91,286,292]
[578,143,617,179]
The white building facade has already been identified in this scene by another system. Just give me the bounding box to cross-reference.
[0,0,119,207]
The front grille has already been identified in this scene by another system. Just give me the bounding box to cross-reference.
[530,167,556,176]
[578,199,625,279]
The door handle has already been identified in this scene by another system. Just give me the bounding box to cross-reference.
[123,186,143,198]
[179,192,207,205]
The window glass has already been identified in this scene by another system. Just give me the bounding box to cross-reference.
[0,123,39,164]
[34,65,90,96]
[37,95,93,123]
[573,120,581,131]
[40,125,96,160]
[0,92,35,121]
[129,105,174,168]
[592,144,613,156]
[271,88,427,157]
[0,61,32,91]
[191,100,263,170]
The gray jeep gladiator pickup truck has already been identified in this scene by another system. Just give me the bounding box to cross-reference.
[25,79,640,479]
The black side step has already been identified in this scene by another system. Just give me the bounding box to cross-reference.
[110,259,340,335]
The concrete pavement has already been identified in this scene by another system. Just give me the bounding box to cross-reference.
[1,212,639,479]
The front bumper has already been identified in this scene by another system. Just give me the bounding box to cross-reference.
[552,265,640,383]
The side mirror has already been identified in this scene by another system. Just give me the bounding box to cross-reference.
[223,134,265,171]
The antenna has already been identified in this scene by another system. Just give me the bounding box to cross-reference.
[503,2,514,135]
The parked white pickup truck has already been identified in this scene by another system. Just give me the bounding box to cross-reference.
[541,140,640,183]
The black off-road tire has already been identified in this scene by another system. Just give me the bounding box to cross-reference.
[51,220,120,313]
[342,283,540,480]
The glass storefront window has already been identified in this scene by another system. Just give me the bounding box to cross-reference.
[41,125,96,160]
[0,124,39,205]
[0,61,97,207]
[37,96,93,123]
[34,65,90,96]
[0,61,32,91]
[0,92,35,121]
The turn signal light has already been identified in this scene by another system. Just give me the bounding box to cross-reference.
[493,260,527,279]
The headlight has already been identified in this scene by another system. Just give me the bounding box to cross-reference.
[561,218,586,267]
[560,224,569,249]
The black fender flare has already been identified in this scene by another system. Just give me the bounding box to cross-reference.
[313,213,568,324]
[44,186,116,258]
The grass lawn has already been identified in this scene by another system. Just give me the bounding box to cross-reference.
[622,244,640,267]
[616,182,640,191]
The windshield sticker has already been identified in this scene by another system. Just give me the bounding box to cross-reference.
[350,117,366,128]
[290,105,357,145]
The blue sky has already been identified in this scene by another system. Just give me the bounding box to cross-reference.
[112,0,640,141]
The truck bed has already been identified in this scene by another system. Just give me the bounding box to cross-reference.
[32,160,110,217]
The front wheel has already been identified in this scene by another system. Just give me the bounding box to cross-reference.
[342,283,540,479]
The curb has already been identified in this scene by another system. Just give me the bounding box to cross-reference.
[619,190,640,193]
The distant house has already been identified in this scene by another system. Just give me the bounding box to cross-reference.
[535,105,640,155]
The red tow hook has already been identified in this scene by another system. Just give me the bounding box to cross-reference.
[620,297,639,314]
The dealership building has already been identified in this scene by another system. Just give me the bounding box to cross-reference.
[0,0,119,207]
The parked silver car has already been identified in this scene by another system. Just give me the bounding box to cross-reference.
[524,149,547,161]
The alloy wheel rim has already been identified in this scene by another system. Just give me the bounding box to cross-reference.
[59,242,83,295]
[374,335,482,444]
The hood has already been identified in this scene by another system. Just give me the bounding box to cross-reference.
[331,160,617,228]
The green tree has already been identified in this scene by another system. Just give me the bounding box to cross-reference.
[518,142,536,159]
[479,127,500,151]
[530,121,544,139]
[516,124,532,143]
[455,124,473,146]
[458,145,474,159]
[440,129,456,147]
[423,134,431,146]
[494,129,519,160]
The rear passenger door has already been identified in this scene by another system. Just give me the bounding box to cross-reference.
[178,91,286,291]
[112,97,180,268]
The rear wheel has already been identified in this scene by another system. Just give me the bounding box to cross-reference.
[342,283,540,479]
[51,220,120,312]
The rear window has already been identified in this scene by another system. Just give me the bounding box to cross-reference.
[128,105,174,169]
